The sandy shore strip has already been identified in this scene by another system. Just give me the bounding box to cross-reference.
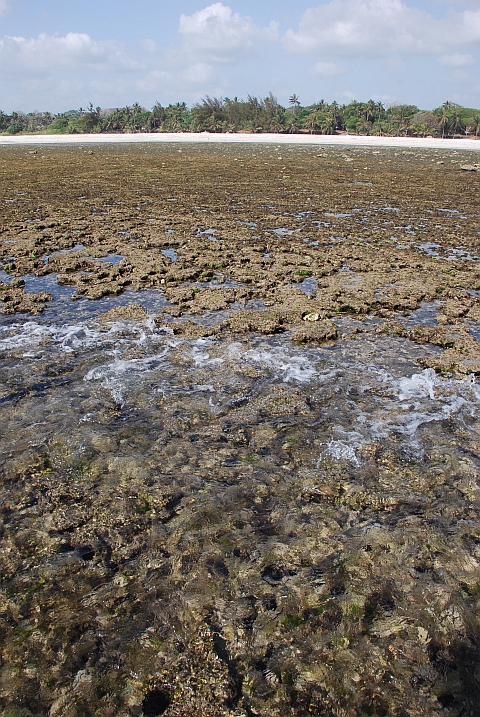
[1,131,480,150]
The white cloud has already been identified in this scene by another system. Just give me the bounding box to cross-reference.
[313,60,346,76]
[178,62,214,86]
[180,3,255,51]
[449,69,471,83]
[179,3,277,62]
[0,32,143,78]
[140,38,159,55]
[440,52,474,66]
[283,0,480,57]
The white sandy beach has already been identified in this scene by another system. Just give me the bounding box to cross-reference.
[1,132,480,151]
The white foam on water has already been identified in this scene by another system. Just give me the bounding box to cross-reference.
[4,318,480,459]
[84,348,171,405]
[0,316,180,364]
[190,339,224,368]
[321,440,361,467]
[397,368,447,400]
[0,319,153,355]
[390,369,480,435]
[234,345,318,384]
[319,367,480,465]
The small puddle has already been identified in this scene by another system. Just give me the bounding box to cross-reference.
[161,248,178,262]
[398,301,440,328]
[197,229,217,241]
[295,277,318,296]
[96,254,124,265]
[415,242,440,257]
[445,248,478,262]
[41,244,86,264]
[272,228,301,237]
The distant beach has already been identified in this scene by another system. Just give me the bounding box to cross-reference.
[1,131,480,150]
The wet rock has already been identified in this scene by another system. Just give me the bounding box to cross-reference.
[421,344,480,374]
[10,278,25,289]
[75,544,95,561]
[164,286,195,305]
[224,310,285,335]
[168,320,220,339]
[2,144,480,717]
[142,689,171,716]
[96,303,148,322]
[262,594,278,611]
[90,433,118,452]
[407,324,466,348]
[438,298,472,320]
[160,305,182,317]
[291,319,337,344]
[0,283,52,314]
[261,564,297,585]
[192,287,235,311]
[79,282,124,300]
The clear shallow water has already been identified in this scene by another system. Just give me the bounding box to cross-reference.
[1,305,476,501]
[0,273,172,325]
[161,248,178,262]
[2,280,480,716]
[1,321,477,531]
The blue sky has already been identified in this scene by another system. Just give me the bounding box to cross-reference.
[1,0,479,113]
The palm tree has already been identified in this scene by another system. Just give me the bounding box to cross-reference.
[320,113,336,135]
[375,101,385,121]
[286,114,301,133]
[372,120,390,136]
[311,99,327,113]
[450,109,465,137]
[365,99,376,123]
[330,100,342,128]
[289,94,300,115]
[435,101,460,138]
[306,110,320,134]
[469,114,480,137]
[270,113,285,133]
[356,119,372,135]
[439,106,451,139]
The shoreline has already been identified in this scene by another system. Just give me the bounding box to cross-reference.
[1,131,480,150]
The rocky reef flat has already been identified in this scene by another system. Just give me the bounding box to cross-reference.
[0,144,480,716]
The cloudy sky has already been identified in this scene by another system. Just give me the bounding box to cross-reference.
[1,0,479,113]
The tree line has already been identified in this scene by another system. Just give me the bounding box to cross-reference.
[1,96,480,138]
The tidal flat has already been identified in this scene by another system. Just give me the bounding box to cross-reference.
[1,143,480,716]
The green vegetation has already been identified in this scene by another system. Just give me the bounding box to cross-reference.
[1,97,480,137]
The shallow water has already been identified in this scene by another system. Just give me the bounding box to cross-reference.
[2,299,480,715]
